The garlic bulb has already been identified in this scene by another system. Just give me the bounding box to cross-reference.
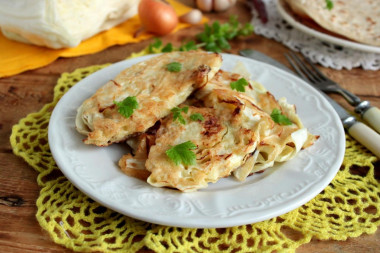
[179,9,203,24]
[195,0,236,12]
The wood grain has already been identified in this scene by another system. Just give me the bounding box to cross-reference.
[0,1,379,252]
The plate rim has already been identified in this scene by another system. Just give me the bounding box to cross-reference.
[276,0,380,54]
[48,53,346,228]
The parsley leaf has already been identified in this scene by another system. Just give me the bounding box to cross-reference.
[166,62,182,72]
[190,113,205,121]
[270,108,292,125]
[147,15,253,54]
[179,40,198,51]
[114,96,139,118]
[162,43,173,52]
[325,0,333,10]
[230,78,249,92]
[171,106,189,125]
[238,23,255,36]
[166,141,197,166]
[196,15,253,52]
[148,38,162,53]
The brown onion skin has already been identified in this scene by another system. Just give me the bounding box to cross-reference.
[138,0,179,36]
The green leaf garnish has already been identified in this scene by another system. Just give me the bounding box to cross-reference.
[238,23,255,36]
[162,43,173,52]
[166,62,182,72]
[270,108,292,125]
[179,41,198,51]
[147,15,254,54]
[230,78,249,92]
[166,141,197,166]
[171,106,189,125]
[148,38,162,53]
[325,0,333,10]
[190,113,205,122]
[114,96,139,118]
[196,15,253,53]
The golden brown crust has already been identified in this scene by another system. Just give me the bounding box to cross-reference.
[76,51,222,146]
[145,106,233,192]
[115,65,317,192]
[144,71,275,191]
[119,154,151,181]
[118,133,155,181]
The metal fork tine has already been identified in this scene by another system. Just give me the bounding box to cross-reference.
[287,52,319,83]
[287,53,320,83]
[285,54,309,81]
[293,53,326,82]
[304,57,328,81]
[285,51,365,107]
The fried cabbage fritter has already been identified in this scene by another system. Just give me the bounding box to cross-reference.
[76,51,222,146]
[119,70,317,192]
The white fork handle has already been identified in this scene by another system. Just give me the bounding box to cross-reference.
[348,122,380,158]
[362,107,380,133]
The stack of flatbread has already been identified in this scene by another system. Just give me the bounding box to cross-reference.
[76,51,317,192]
[282,0,380,47]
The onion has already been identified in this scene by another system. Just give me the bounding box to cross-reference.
[138,0,178,36]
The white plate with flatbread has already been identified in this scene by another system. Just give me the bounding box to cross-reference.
[276,0,380,54]
[49,53,345,228]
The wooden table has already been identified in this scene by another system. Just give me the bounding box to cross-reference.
[1,2,379,252]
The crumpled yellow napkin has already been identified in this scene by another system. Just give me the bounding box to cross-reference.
[0,0,206,78]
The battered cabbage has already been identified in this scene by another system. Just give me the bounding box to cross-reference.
[118,68,317,192]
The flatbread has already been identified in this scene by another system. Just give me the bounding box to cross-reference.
[283,0,380,46]
[76,51,222,146]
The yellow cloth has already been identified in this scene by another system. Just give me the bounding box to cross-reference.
[10,51,380,252]
[0,0,205,78]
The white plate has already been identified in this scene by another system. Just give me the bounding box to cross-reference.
[49,53,345,228]
[276,0,380,54]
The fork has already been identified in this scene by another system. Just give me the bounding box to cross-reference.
[285,52,380,133]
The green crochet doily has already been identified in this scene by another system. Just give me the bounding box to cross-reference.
[10,53,380,252]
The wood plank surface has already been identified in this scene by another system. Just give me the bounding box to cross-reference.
[0,1,379,252]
